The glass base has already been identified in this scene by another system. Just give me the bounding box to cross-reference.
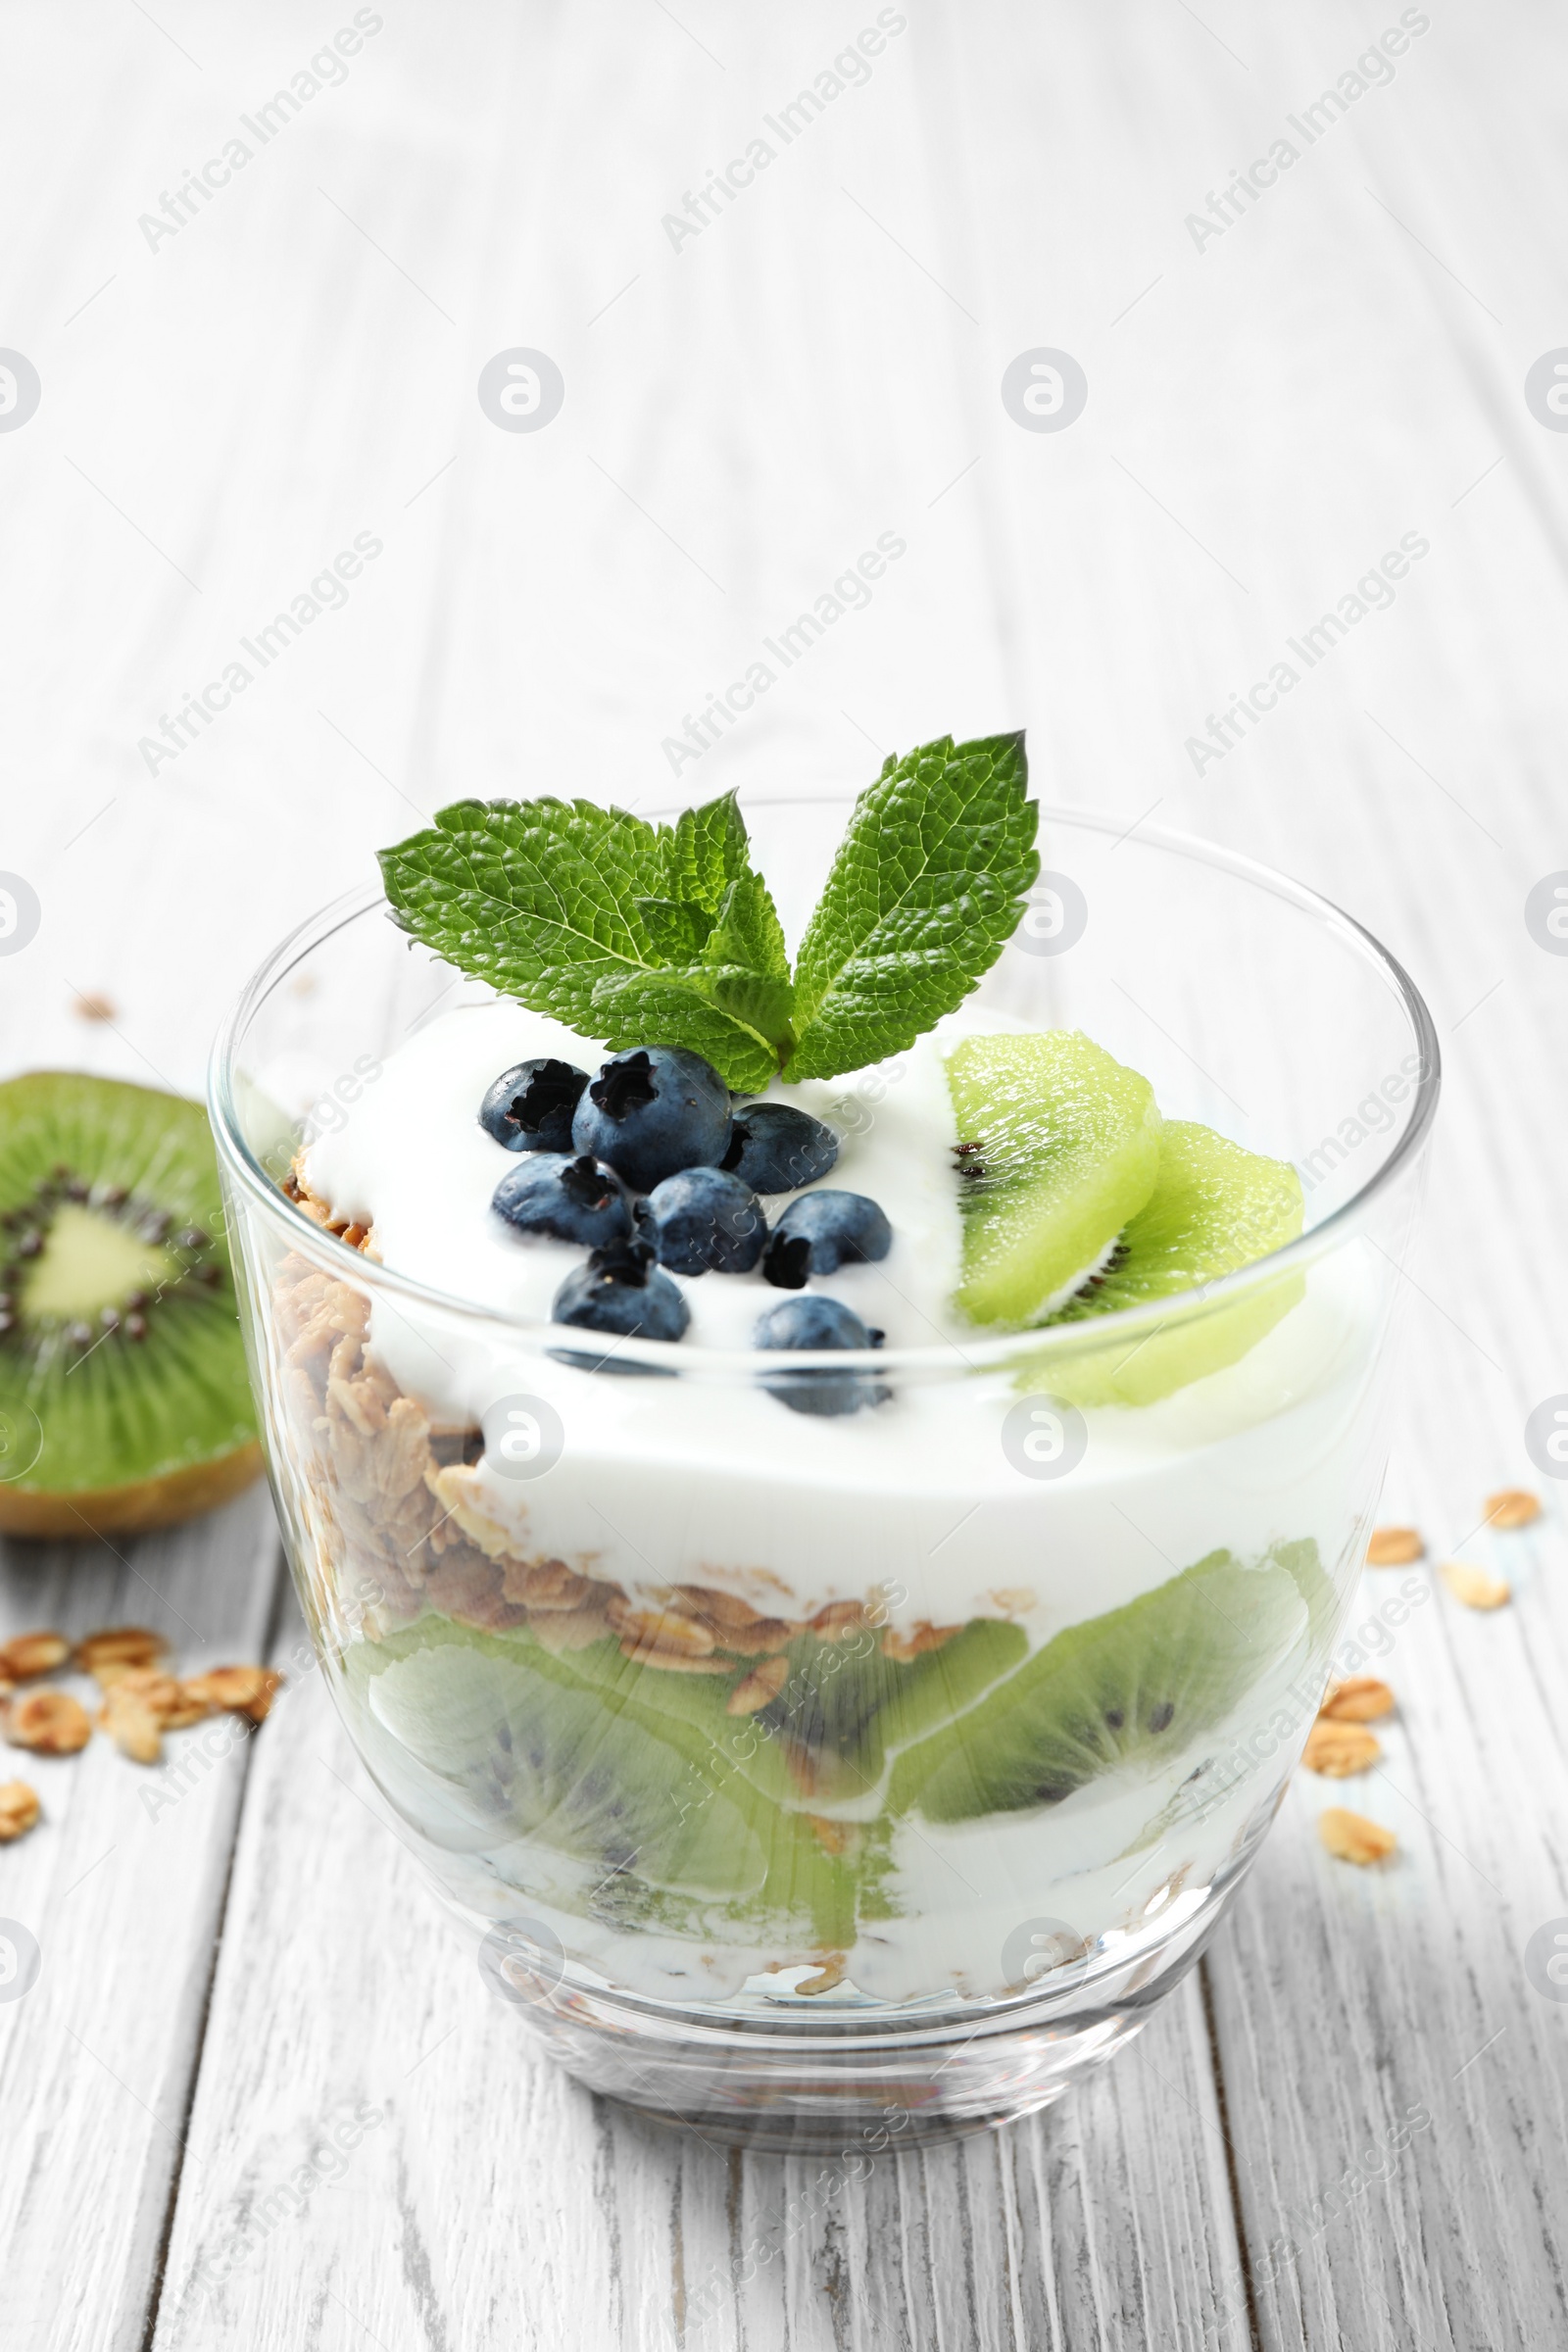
[474,1874,1234,2153]
[556,2002,1153,2153]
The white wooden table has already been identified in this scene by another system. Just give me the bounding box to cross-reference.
[4,4,1567,2342]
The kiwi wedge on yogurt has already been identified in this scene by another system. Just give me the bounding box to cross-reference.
[0,1073,260,1536]
[946,1030,1162,1328]
[889,1549,1307,1825]
[1038,1120,1304,1406]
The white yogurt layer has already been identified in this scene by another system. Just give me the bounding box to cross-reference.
[303,999,1380,1641]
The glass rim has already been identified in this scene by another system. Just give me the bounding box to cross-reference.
[207,802,1441,1379]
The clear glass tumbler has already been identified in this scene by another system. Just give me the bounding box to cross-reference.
[209,798,1438,2151]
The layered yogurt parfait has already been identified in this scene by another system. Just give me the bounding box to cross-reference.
[218,734,1430,2135]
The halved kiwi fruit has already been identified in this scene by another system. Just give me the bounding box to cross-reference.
[0,1073,260,1536]
[1037,1120,1304,1406]
[946,1031,1162,1328]
[889,1549,1307,1824]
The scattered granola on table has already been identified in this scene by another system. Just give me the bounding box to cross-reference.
[106,1669,212,1731]
[1439,1559,1511,1611]
[1483,1488,1541,1530]
[5,1689,92,1755]
[183,1666,282,1723]
[100,1683,164,1765]
[0,1782,40,1841]
[74,1627,170,1685]
[1319,1677,1395,1723]
[1365,1525,1424,1566]
[1318,1809,1397,1865]
[0,1632,70,1682]
[0,1628,280,1792]
[1301,1720,1382,1778]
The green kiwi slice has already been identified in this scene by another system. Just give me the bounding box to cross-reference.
[463,1610,1028,1811]
[1268,1535,1339,1655]
[346,1619,862,1944]
[1036,1119,1304,1406]
[946,1031,1162,1328]
[888,1550,1307,1824]
[739,1618,1028,1804]
[0,1074,260,1535]
[356,1625,768,1893]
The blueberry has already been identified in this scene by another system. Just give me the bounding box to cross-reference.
[492,1153,631,1248]
[480,1058,589,1153]
[720,1102,839,1194]
[760,1191,893,1290]
[552,1239,689,1372]
[638,1167,766,1276]
[756,1296,872,1349]
[571,1047,731,1193]
[753,1295,888,1417]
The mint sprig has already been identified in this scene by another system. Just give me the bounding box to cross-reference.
[375,794,787,1088]
[785,732,1037,1079]
[377,733,1039,1089]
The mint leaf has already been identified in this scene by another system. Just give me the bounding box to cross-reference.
[377,797,667,1035]
[657,791,755,914]
[699,874,795,1059]
[637,897,714,960]
[589,972,779,1092]
[706,873,789,987]
[784,733,1039,1081]
[635,799,790,975]
[592,873,794,1093]
[705,965,796,1058]
[378,790,795,1089]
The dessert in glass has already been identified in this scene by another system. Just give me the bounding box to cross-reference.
[210,736,1438,2148]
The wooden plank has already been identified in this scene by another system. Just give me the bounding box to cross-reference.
[0,1488,281,2352]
